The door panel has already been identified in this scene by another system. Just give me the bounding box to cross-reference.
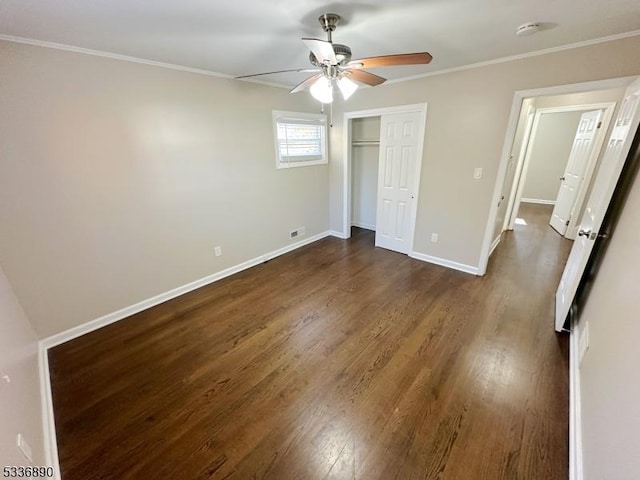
[375,112,422,254]
[555,79,640,331]
[550,110,603,235]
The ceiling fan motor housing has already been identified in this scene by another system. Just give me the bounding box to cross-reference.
[309,44,352,66]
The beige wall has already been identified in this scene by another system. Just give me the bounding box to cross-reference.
[0,41,328,337]
[522,111,583,202]
[330,35,640,268]
[578,163,640,479]
[0,265,44,466]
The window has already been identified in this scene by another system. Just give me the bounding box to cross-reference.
[273,111,328,168]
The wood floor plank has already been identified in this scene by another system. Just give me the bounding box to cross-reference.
[49,203,571,479]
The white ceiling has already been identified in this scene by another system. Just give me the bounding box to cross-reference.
[1,0,639,87]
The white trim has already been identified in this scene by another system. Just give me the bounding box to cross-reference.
[507,109,546,228]
[39,345,61,480]
[521,198,556,205]
[503,104,537,232]
[272,110,328,169]
[570,325,584,480]
[515,76,638,100]
[0,34,289,90]
[479,75,638,275]
[409,251,480,275]
[37,230,335,475]
[385,30,640,86]
[507,103,615,230]
[2,31,639,91]
[351,221,376,231]
[489,235,501,257]
[342,103,428,246]
[329,230,349,239]
[41,231,331,349]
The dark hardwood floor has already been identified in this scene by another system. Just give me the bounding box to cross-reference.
[49,203,572,480]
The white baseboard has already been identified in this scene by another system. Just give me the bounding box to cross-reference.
[38,345,61,480]
[38,229,334,474]
[521,197,556,205]
[570,326,584,480]
[350,221,376,231]
[409,251,480,275]
[489,235,501,257]
[41,230,331,349]
[329,230,349,239]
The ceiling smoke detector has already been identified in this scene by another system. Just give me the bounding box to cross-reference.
[516,22,542,37]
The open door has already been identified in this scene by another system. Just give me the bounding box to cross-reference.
[550,110,603,235]
[556,78,640,331]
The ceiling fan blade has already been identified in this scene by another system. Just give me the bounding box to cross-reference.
[302,38,337,65]
[235,68,319,79]
[290,74,323,94]
[345,69,386,87]
[349,52,432,69]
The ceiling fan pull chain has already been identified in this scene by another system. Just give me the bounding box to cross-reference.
[330,102,333,128]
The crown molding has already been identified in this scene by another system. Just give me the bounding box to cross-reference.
[385,29,640,86]
[2,29,639,90]
[0,34,290,89]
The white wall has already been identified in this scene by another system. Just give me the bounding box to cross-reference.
[522,111,583,202]
[351,117,380,230]
[577,162,640,479]
[0,265,44,467]
[0,40,328,338]
[330,35,640,270]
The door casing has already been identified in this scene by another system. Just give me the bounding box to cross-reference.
[480,75,637,275]
[505,103,615,237]
[341,103,428,256]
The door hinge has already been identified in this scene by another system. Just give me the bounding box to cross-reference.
[597,121,602,129]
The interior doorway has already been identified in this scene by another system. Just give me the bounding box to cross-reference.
[505,103,616,241]
[480,76,637,277]
[342,103,427,255]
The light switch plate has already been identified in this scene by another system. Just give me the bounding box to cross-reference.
[473,167,483,180]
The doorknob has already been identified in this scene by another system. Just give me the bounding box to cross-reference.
[578,229,597,240]
[560,176,566,181]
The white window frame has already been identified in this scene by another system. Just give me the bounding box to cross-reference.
[272,110,328,169]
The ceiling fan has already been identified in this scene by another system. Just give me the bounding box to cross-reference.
[236,13,432,103]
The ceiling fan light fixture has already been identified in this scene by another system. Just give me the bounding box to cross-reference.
[337,77,358,100]
[310,76,334,104]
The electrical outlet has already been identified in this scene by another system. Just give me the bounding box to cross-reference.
[214,246,222,257]
[290,227,306,239]
[579,321,590,363]
[17,434,32,463]
[431,233,439,243]
[473,167,483,180]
